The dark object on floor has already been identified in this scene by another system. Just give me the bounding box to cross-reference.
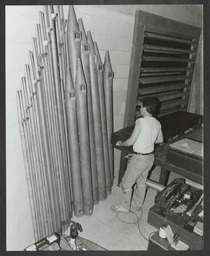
[68,221,83,250]
[147,178,203,250]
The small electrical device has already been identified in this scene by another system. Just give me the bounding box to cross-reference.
[24,232,60,251]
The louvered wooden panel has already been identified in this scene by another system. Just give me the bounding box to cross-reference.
[124,10,201,127]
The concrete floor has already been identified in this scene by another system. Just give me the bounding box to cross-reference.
[65,166,164,251]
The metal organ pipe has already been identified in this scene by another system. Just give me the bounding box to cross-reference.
[64,66,84,217]
[88,31,107,201]
[103,51,114,185]
[17,6,115,234]
[78,18,99,205]
[94,42,112,195]
[75,58,93,215]
[66,5,81,85]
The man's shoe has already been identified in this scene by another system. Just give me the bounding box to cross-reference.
[131,201,141,211]
[111,205,129,213]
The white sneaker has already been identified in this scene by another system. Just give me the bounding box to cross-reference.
[111,205,129,213]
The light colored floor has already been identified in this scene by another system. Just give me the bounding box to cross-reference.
[64,166,165,250]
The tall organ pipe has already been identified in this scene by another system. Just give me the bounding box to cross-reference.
[26,61,52,234]
[23,67,50,236]
[19,87,43,236]
[88,31,107,201]
[31,34,60,231]
[66,5,81,85]
[17,90,40,241]
[31,36,63,227]
[36,22,65,225]
[43,7,73,225]
[75,58,94,215]
[64,65,84,217]
[41,8,68,196]
[78,18,99,204]
[94,42,112,195]
[104,51,114,185]
[46,8,73,219]
[28,50,54,233]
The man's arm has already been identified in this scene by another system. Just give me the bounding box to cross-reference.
[155,128,164,144]
[116,120,142,147]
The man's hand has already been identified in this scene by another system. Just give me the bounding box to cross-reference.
[116,140,122,146]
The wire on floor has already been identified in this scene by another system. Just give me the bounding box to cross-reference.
[116,207,156,241]
[116,209,141,224]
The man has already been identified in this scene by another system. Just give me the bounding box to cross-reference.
[112,97,163,212]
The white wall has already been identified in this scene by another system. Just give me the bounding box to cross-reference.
[6,6,44,250]
[6,5,203,250]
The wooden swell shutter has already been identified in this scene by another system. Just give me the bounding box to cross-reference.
[124,10,201,127]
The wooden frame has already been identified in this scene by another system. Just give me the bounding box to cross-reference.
[124,10,201,127]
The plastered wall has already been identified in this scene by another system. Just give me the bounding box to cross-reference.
[6,5,203,250]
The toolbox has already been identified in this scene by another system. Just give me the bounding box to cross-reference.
[147,178,203,250]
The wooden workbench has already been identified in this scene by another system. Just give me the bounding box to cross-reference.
[156,127,203,184]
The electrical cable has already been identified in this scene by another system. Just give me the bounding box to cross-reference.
[116,209,140,224]
[137,208,149,241]
[116,207,156,242]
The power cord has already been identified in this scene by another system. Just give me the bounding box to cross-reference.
[116,207,156,242]
[116,210,140,224]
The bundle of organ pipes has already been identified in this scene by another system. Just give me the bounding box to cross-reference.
[17,5,114,240]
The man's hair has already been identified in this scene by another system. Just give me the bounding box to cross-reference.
[141,97,160,116]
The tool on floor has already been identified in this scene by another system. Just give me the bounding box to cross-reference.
[69,221,83,250]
